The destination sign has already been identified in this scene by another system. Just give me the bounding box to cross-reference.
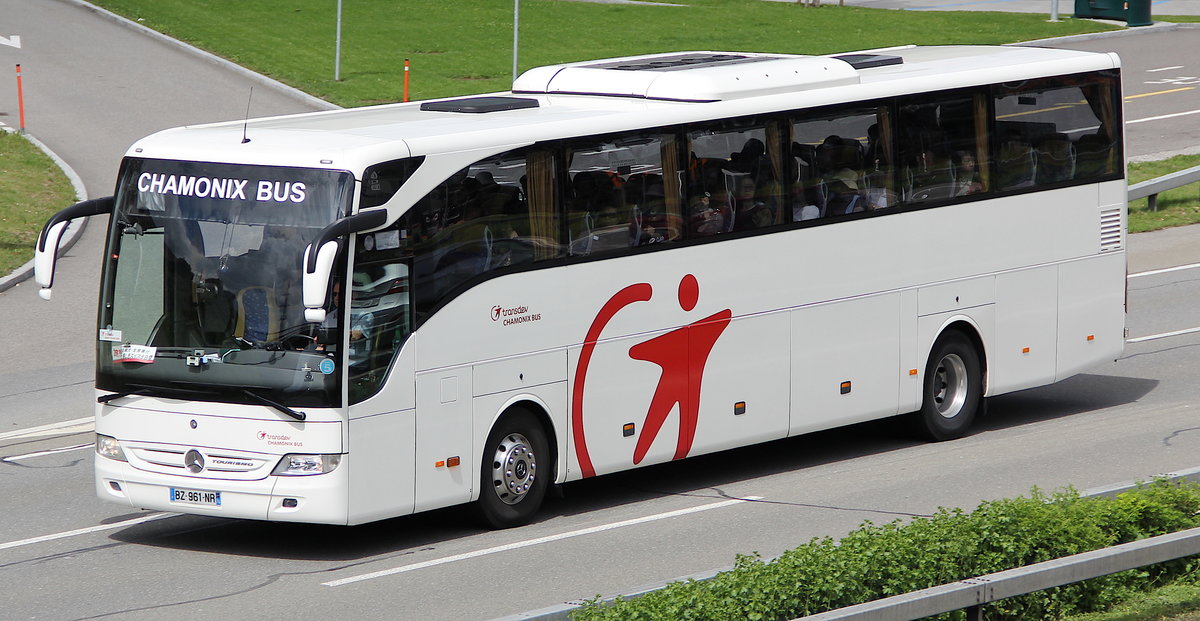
[137,172,307,203]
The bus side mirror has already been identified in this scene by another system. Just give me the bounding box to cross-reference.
[34,197,114,301]
[302,240,339,323]
[301,209,389,323]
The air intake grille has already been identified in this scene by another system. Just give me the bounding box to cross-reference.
[1099,207,1123,252]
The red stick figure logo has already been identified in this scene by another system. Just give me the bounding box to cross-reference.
[572,274,731,478]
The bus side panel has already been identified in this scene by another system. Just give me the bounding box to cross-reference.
[686,311,791,457]
[1056,252,1125,381]
[414,367,474,513]
[992,266,1059,395]
[789,293,902,436]
[569,331,664,478]
[346,408,416,525]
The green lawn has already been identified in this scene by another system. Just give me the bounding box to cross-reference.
[0,131,77,275]
[90,0,1119,107]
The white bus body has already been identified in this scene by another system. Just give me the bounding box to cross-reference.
[37,45,1126,526]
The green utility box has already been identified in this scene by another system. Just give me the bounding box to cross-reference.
[1073,0,1152,26]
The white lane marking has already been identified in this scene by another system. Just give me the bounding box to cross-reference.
[3,443,92,462]
[1128,263,1200,279]
[1128,109,1200,124]
[0,417,93,442]
[1127,326,1200,343]
[1123,263,1200,342]
[323,495,764,587]
[1147,66,1184,73]
[0,512,177,553]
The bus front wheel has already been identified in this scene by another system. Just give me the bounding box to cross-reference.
[911,331,982,441]
[476,410,550,529]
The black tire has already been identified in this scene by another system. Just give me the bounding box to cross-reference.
[910,330,982,441]
[476,410,550,529]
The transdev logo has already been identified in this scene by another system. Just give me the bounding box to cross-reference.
[491,304,542,326]
[257,431,302,447]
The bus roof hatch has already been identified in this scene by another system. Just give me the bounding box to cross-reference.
[513,51,861,102]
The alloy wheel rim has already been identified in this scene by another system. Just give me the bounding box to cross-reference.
[491,432,536,505]
[933,353,969,419]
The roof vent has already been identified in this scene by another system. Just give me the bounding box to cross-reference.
[420,96,539,114]
[514,53,860,102]
[831,54,903,70]
[583,53,771,72]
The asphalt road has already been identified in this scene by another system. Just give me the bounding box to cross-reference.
[2,2,1200,620]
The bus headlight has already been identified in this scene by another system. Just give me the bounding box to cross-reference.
[272,454,342,476]
[96,434,127,462]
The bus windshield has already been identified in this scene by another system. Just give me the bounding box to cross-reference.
[96,158,355,408]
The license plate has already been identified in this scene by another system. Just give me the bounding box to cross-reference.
[169,487,221,506]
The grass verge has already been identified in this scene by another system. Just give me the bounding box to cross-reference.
[1066,583,1200,621]
[1128,155,1200,234]
[0,131,77,275]
[88,0,1118,107]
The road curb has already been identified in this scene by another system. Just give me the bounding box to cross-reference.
[492,467,1200,621]
[1011,19,1182,46]
[60,0,341,114]
[0,130,89,295]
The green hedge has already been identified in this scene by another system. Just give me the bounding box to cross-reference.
[573,481,1200,621]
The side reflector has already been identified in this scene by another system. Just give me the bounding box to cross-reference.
[622,423,636,437]
[840,381,852,395]
[734,402,746,415]
[447,456,461,468]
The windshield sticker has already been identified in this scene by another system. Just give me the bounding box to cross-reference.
[319,359,335,375]
[99,328,123,342]
[112,344,156,364]
[137,172,307,204]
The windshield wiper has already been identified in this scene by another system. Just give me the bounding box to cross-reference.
[241,389,307,421]
[97,388,150,404]
[98,382,306,421]
[98,383,210,404]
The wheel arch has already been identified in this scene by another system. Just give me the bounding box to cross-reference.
[477,395,561,494]
[928,317,989,398]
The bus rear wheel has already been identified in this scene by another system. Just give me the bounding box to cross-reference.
[476,410,550,529]
[911,330,982,441]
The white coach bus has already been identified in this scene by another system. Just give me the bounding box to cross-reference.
[35,45,1126,527]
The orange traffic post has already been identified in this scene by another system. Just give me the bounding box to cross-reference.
[15,64,26,133]
[403,59,410,103]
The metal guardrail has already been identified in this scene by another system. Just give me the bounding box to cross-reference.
[798,527,1200,621]
[1128,164,1200,211]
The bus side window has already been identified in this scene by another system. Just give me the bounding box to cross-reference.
[407,149,563,318]
[687,123,784,234]
[992,72,1120,186]
[790,106,895,219]
[567,133,682,255]
[897,93,987,204]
